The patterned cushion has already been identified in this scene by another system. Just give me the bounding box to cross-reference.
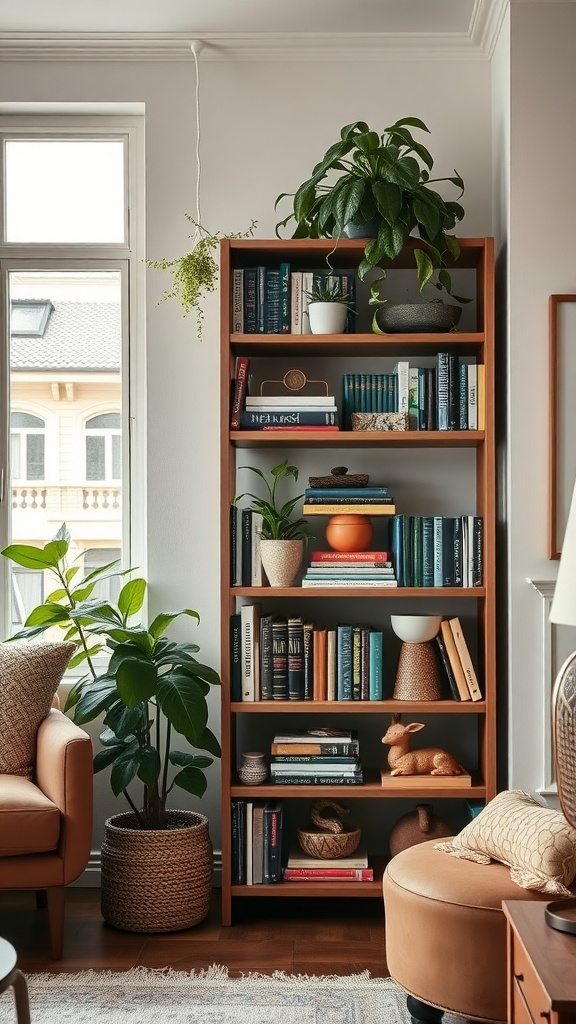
[0,639,75,779]
[435,789,576,895]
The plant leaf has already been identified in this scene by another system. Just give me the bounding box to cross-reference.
[148,609,200,640]
[118,578,147,619]
[169,750,213,769]
[1,543,61,570]
[155,670,209,744]
[116,657,157,708]
[172,766,208,798]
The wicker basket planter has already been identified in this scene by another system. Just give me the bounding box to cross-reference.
[101,810,212,933]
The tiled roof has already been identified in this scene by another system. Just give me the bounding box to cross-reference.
[11,301,120,371]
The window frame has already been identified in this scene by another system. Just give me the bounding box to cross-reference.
[10,410,46,482]
[0,114,147,643]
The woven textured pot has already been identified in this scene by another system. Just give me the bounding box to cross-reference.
[377,302,462,334]
[101,810,212,933]
[260,538,303,587]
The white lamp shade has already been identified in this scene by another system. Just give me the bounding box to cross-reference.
[550,478,576,626]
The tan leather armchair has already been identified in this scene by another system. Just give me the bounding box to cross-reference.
[0,708,93,959]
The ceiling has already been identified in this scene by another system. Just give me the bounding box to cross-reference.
[0,0,507,60]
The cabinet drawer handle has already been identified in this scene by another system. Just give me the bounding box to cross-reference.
[514,972,543,1024]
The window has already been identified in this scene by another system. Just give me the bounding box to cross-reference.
[81,547,122,605]
[10,412,45,481]
[85,413,121,482]
[0,115,145,641]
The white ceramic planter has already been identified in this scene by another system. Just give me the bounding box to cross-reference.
[260,538,303,587]
[308,301,348,335]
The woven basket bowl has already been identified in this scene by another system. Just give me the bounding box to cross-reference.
[297,825,361,859]
[101,810,212,933]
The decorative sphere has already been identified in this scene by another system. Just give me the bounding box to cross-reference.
[325,514,374,552]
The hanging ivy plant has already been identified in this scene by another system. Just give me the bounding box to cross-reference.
[146,216,257,340]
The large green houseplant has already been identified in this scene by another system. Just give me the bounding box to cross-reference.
[275,117,467,306]
[234,460,311,587]
[2,525,221,932]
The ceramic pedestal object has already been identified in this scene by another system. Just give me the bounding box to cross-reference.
[260,538,303,587]
[308,301,348,335]
[238,751,268,785]
[391,615,443,701]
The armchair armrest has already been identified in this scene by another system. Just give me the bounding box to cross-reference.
[36,709,94,883]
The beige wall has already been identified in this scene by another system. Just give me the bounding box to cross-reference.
[1,52,494,875]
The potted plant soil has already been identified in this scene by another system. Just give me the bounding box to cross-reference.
[1,525,221,933]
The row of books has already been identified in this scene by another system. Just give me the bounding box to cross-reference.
[231,799,283,884]
[231,796,373,882]
[269,728,363,785]
[231,606,385,702]
[342,359,485,431]
[436,617,482,702]
[302,485,395,518]
[231,267,356,336]
[388,514,483,588]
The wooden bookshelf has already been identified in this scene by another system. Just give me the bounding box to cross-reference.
[219,237,496,925]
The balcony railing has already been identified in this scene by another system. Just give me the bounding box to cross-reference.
[12,485,122,513]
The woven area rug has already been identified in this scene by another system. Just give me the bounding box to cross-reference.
[2,966,411,1024]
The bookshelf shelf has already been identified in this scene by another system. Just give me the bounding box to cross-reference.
[220,236,496,926]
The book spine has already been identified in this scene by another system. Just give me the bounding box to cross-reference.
[241,410,338,427]
[305,487,389,499]
[435,631,461,701]
[412,515,423,587]
[229,503,238,586]
[442,517,455,587]
[436,352,450,430]
[241,509,252,587]
[453,515,463,587]
[311,550,389,562]
[259,614,274,701]
[448,353,459,430]
[245,800,253,885]
[272,617,288,700]
[256,266,266,333]
[327,629,337,701]
[279,262,291,333]
[418,366,428,430]
[263,804,283,883]
[287,617,304,700]
[394,360,410,414]
[459,362,468,429]
[251,511,263,587]
[472,517,483,586]
[230,355,249,430]
[270,754,358,764]
[230,613,242,702]
[240,603,260,701]
[468,363,478,430]
[426,367,436,429]
[290,271,303,334]
[303,496,394,506]
[264,269,281,334]
[388,515,403,587]
[422,516,435,588]
[313,627,328,701]
[433,516,444,587]
[283,867,373,880]
[303,504,394,515]
[337,624,353,700]
[301,271,313,334]
[231,799,246,884]
[439,619,470,701]
[232,269,244,333]
[449,617,483,700]
[271,774,363,785]
[408,366,419,430]
[243,268,257,333]
[369,630,383,700]
[352,625,362,701]
[270,742,359,756]
[252,803,264,884]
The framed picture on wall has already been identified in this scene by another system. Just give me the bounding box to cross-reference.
[549,293,576,559]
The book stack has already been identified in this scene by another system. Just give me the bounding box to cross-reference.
[270,728,363,785]
[283,845,373,882]
[231,265,291,335]
[302,549,397,589]
[231,798,283,885]
[241,394,339,432]
[302,484,395,517]
[388,514,483,587]
[436,616,483,702]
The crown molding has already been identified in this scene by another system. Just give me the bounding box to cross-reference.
[0,6,510,63]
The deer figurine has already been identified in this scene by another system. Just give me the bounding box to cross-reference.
[382,714,463,776]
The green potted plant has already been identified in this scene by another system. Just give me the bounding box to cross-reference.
[146,215,257,341]
[306,276,355,335]
[275,117,468,324]
[234,460,311,587]
[1,525,221,934]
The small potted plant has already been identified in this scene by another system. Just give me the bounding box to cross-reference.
[306,276,355,335]
[146,215,257,340]
[275,117,468,316]
[1,525,221,934]
[234,460,312,587]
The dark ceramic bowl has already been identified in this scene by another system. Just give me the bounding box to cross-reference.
[378,302,462,333]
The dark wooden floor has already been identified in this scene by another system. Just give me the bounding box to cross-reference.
[0,888,388,978]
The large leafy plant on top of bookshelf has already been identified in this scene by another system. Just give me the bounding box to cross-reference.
[275,116,468,305]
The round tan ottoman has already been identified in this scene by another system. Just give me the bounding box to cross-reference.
[383,839,550,1024]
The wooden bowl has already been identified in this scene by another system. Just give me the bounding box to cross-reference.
[297,825,361,859]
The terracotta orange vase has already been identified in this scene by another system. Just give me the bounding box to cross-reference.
[325,514,374,552]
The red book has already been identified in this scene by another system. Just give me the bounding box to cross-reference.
[311,550,389,562]
[283,867,374,881]
[230,356,249,430]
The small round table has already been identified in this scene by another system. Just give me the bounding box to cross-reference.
[0,938,30,1024]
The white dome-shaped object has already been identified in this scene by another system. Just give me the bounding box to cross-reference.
[390,614,442,644]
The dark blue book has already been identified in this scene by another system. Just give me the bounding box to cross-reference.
[272,617,288,700]
[442,517,456,586]
[448,353,459,430]
[230,614,242,702]
[263,801,283,883]
[264,269,281,333]
[241,509,252,587]
[412,516,423,587]
[287,616,304,700]
[454,516,463,587]
[256,265,266,333]
[240,410,338,428]
[232,799,246,884]
[229,503,238,585]
[243,268,257,334]
[304,487,390,498]
[388,515,404,587]
[279,262,291,333]
[436,352,450,430]
[422,516,435,588]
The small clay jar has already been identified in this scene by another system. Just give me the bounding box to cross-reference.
[389,803,453,858]
[238,751,268,785]
[325,514,374,552]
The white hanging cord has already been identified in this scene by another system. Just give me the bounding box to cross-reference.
[190,41,204,240]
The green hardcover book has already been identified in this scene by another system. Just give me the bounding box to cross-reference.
[412,515,423,587]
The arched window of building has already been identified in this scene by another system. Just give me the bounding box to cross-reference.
[10,411,45,481]
[85,412,121,482]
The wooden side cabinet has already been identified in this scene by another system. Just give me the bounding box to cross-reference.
[504,901,576,1024]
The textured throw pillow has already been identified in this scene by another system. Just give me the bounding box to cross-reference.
[435,789,576,895]
[0,639,75,779]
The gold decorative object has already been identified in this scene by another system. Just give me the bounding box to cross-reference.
[297,799,361,859]
[259,368,329,397]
